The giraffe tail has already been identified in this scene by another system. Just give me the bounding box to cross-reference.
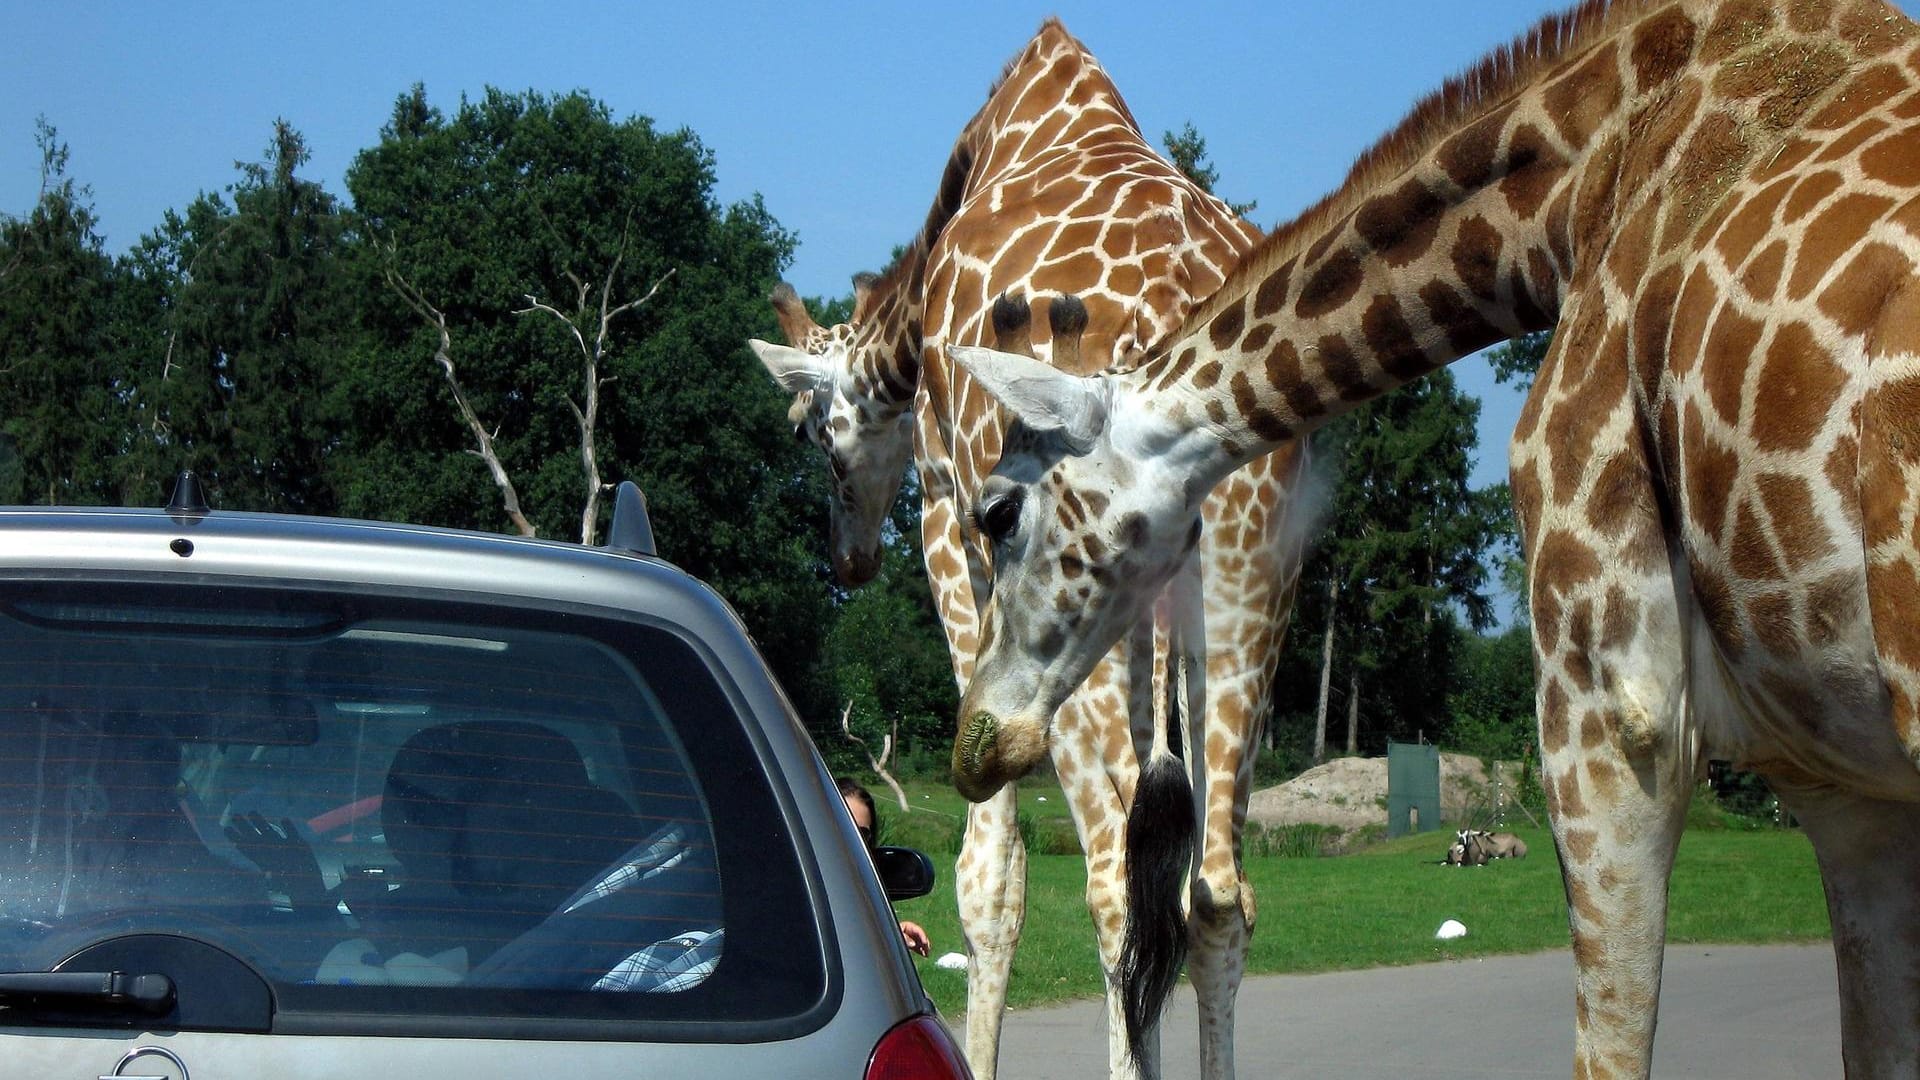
[1118,685,1194,1065]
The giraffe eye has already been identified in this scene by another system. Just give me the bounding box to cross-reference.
[792,423,810,444]
[977,489,1024,544]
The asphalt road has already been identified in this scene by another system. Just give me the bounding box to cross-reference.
[978,943,1840,1078]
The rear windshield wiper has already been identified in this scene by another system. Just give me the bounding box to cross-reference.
[0,971,174,1014]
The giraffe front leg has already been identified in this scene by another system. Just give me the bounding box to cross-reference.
[956,786,1026,1080]
[1772,784,1920,1078]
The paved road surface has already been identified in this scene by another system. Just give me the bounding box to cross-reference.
[973,944,1839,1078]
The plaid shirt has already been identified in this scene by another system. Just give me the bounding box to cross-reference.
[594,928,724,993]
[568,821,722,993]
[563,821,693,914]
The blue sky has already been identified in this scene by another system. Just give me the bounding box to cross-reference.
[7,1,1912,496]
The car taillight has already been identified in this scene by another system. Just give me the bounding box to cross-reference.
[866,1014,972,1080]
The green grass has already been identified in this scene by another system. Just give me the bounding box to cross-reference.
[883,816,1830,1017]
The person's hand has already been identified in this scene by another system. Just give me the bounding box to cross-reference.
[899,920,931,957]
[225,811,328,908]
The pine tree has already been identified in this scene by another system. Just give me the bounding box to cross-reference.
[0,120,126,505]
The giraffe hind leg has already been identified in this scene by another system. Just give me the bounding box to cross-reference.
[1773,783,1920,1078]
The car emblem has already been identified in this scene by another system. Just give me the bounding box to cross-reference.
[101,1045,188,1080]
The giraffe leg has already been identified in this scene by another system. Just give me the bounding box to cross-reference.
[1540,626,1695,1080]
[1051,704,1148,1080]
[956,785,1025,1080]
[1183,664,1273,1080]
[1771,783,1920,1077]
[1527,514,1694,1073]
[1514,313,1702,1078]
[1185,751,1252,1080]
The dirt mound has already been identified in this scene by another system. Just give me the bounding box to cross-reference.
[1245,753,1522,833]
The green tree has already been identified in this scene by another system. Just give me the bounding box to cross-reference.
[1277,368,1508,759]
[0,120,127,505]
[1162,121,1257,218]
[817,545,956,774]
[1485,330,1551,392]
[342,85,836,714]
[1446,621,1536,760]
[124,119,355,513]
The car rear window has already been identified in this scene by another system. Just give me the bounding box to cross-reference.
[0,578,827,1038]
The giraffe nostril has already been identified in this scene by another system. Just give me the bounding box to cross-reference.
[958,712,999,778]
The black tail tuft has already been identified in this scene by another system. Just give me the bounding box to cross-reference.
[1118,751,1195,1068]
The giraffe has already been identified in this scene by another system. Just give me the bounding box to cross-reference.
[749,19,1308,1079]
[945,1,1920,1075]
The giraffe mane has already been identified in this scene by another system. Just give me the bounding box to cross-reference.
[1174,0,1638,338]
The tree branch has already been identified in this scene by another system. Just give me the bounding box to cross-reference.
[382,254,537,537]
[514,230,675,545]
[840,701,910,812]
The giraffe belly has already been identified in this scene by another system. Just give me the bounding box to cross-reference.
[1685,559,1920,802]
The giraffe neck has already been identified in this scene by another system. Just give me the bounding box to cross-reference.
[1127,0,1888,487]
[849,20,1107,405]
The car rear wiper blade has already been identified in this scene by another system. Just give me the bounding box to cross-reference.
[0,971,174,1014]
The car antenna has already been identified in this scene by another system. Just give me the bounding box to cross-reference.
[604,480,657,557]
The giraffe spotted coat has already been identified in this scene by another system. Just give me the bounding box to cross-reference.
[950,2,1920,1076]
[751,19,1307,1080]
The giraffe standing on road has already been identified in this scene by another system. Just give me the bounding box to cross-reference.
[752,19,1307,1079]
[948,2,1920,1075]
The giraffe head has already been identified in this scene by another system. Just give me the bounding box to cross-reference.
[750,280,915,587]
[946,341,1218,799]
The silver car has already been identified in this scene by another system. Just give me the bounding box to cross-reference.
[0,477,965,1080]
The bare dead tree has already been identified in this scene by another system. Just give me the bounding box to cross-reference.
[839,701,910,813]
[382,257,537,537]
[515,225,674,545]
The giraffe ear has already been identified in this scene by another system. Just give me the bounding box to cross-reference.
[948,344,1108,453]
[749,339,833,395]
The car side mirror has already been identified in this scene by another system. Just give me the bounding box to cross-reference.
[872,845,936,901]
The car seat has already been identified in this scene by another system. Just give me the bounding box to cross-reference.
[364,720,643,960]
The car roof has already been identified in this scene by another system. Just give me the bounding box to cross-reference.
[0,500,741,632]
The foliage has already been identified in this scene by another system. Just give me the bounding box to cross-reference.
[1161,121,1257,218]
[1242,822,1344,858]
[1016,809,1083,856]
[1272,368,1510,755]
[1484,329,1551,392]
[0,120,127,505]
[816,545,956,773]
[3,95,860,730]
[127,120,356,514]
[1696,766,1787,829]
[1444,622,1536,761]
[340,85,839,718]
[1249,742,1312,790]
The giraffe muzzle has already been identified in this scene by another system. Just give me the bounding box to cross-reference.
[954,711,999,789]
